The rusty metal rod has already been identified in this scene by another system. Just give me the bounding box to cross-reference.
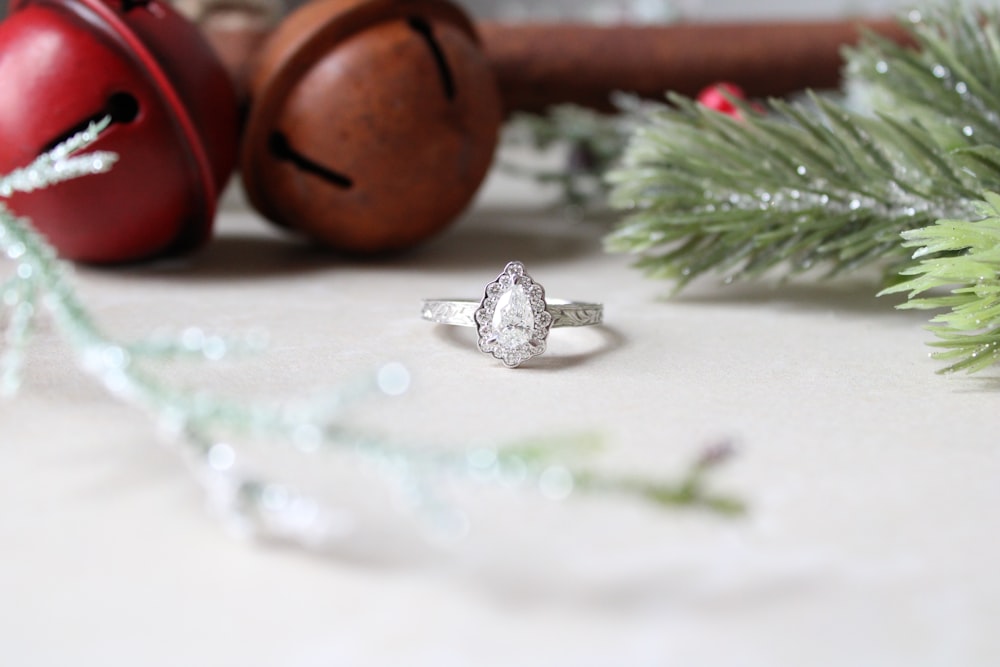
[478,20,911,113]
[199,15,911,113]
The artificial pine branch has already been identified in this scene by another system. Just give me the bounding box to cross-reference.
[605,7,1000,288]
[879,192,1000,373]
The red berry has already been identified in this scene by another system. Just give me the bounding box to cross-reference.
[696,82,749,118]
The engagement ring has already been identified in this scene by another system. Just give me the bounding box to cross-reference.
[421,261,603,367]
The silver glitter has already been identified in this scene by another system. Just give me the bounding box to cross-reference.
[539,465,574,501]
[376,362,410,396]
[208,443,237,471]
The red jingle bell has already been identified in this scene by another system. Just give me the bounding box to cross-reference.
[0,0,240,263]
[241,0,502,255]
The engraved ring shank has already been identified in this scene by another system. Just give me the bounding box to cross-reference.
[422,299,603,328]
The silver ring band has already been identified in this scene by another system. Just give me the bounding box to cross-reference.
[421,261,603,367]
[421,298,603,328]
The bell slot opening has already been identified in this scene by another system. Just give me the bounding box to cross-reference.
[407,16,457,100]
[268,132,354,189]
[39,92,141,156]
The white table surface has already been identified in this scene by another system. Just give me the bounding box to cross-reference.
[1,159,998,666]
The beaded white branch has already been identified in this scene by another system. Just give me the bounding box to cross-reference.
[0,120,742,550]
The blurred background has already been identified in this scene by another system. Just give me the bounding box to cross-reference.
[0,0,940,21]
[457,0,919,21]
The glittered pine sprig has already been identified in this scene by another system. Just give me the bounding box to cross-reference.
[1,120,743,549]
[0,117,118,394]
[605,7,1000,288]
[605,90,984,287]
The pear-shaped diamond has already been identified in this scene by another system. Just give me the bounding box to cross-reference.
[492,283,534,348]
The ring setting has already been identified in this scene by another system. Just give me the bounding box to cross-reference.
[476,261,552,367]
[421,261,603,367]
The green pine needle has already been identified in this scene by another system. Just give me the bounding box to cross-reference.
[847,6,1000,149]
[880,192,1000,374]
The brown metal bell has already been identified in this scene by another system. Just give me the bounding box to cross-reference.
[241,0,501,254]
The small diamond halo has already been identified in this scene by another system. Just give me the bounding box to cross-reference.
[474,261,553,367]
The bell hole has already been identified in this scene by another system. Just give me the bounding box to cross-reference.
[107,92,140,124]
[407,16,456,100]
[268,131,353,189]
[120,0,152,12]
[38,92,141,155]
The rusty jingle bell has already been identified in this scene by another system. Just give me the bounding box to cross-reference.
[0,0,239,263]
[241,0,502,254]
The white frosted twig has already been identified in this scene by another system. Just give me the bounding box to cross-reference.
[0,118,117,198]
[0,120,741,550]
